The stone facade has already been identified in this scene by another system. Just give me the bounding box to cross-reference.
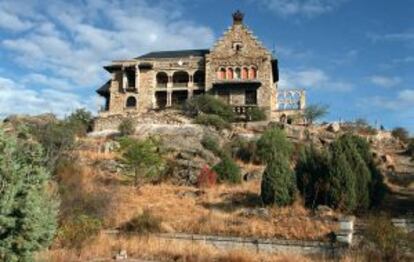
[95,11,305,131]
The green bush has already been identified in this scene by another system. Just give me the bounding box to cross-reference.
[65,108,93,136]
[120,209,162,234]
[304,104,328,124]
[212,155,241,184]
[58,215,102,249]
[201,135,222,156]
[295,134,385,212]
[391,127,410,143]
[183,94,235,121]
[195,114,230,130]
[256,128,292,164]
[261,158,296,206]
[230,137,258,163]
[118,137,165,186]
[118,118,136,136]
[245,107,267,121]
[0,128,58,261]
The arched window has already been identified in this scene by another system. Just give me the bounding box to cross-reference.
[242,67,248,80]
[172,71,189,87]
[227,68,234,80]
[249,67,257,79]
[235,68,241,79]
[156,72,168,88]
[217,68,226,80]
[126,96,137,108]
[193,70,205,85]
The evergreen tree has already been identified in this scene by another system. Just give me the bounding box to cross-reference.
[0,128,58,261]
[256,128,292,164]
[261,158,296,206]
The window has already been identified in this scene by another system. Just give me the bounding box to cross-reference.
[218,68,226,80]
[233,42,243,52]
[245,90,257,105]
[125,67,136,89]
[126,96,137,108]
[172,71,189,87]
[156,72,168,88]
[226,68,234,80]
[242,67,248,80]
[249,67,257,79]
[193,70,205,85]
[235,68,241,79]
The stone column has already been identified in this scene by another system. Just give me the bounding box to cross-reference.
[167,91,172,107]
[122,68,127,92]
[135,65,140,91]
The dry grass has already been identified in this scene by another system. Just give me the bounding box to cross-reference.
[37,233,314,262]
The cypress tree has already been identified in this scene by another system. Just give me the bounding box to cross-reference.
[0,128,58,261]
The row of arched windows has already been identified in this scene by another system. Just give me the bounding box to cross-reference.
[156,70,205,88]
[217,67,257,80]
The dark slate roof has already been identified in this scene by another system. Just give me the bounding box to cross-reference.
[96,80,110,96]
[136,49,210,59]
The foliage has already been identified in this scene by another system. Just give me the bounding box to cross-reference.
[256,128,292,164]
[261,158,296,206]
[364,215,414,261]
[30,121,76,172]
[212,155,241,184]
[0,128,59,261]
[352,118,378,135]
[118,118,136,136]
[295,134,385,212]
[57,215,102,249]
[183,94,235,122]
[391,127,410,143]
[195,114,231,130]
[65,108,93,137]
[197,165,218,188]
[245,107,267,121]
[120,209,162,234]
[201,135,222,156]
[304,104,328,124]
[118,137,165,186]
[230,137,258,163]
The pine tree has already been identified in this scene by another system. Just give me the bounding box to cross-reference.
[261,158,296,206]
[0,128,58,261]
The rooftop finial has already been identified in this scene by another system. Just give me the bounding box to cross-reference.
[232,10,244,25]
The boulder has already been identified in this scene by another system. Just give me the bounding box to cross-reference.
[327,122,340,133]
[239,207,271,219]
[243,169,263,181]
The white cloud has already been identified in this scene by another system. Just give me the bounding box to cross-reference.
[279,68,352,91]
[369,75,401,88]
[363,89,414,111]
[0,76,96,118]
[0,7,33,31]
[257,0,348,17]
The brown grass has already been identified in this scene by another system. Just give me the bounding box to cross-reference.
[37,233,314,262]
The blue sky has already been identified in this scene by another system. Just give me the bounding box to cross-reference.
[0,0,413,132]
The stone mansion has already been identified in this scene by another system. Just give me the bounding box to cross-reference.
[95,11,305,130]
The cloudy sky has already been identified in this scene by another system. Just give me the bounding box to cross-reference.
[0,0,413,132]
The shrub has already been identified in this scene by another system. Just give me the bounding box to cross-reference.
[120,209,162,234]
[195,114,230,130]
[118,137,165,186]
[261,158,296,206]
[295,134,385,212]
[391,127,409,143]
[0,128,58,261]
[364,215,413,261]
[212,155,241,184]
[197,165,217,188]
[201,135,222,156]
[57,215,102,249]
[65,108,93,136]
[256,128,292,164]
[245,107,267,121]
[304,104,328,124]
[230,137,258,163]
[183,94,235,121]
[118,118,136,136]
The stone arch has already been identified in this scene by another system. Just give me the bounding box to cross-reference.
[242,67,248,79]
[193,70,205,84]
[156,72,168,88]
[249,66,257,79]
[126,96,137,108]
[227,68,234,80]
[173,71,189,87]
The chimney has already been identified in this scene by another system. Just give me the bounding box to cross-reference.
[232,10,244,25]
